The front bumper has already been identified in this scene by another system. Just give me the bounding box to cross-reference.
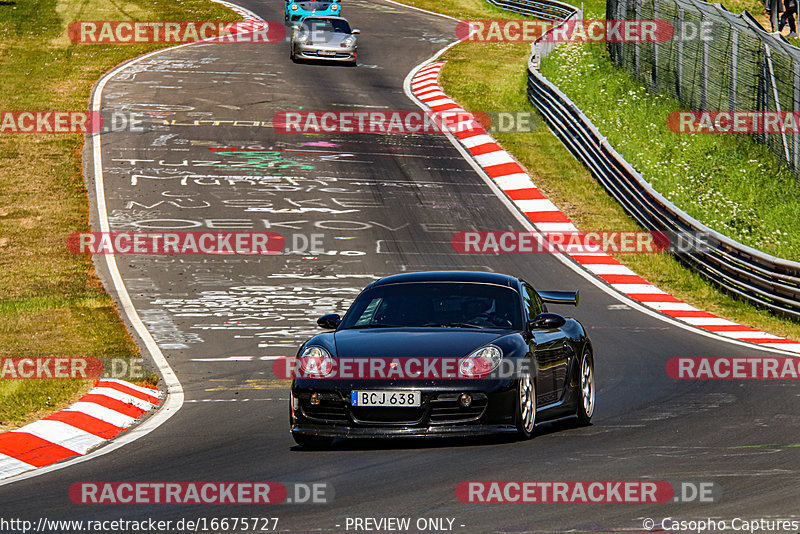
[290,384,516,438]
[286,9,338,22]
[293,43,356,62]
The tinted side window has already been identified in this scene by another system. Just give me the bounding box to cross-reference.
[522,283,543,320]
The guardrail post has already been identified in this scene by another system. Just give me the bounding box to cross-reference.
[616,0,626,66]
[764,44,791,166]
[729,29,738,111]
[676,6,683,100]
[652,0,660,91]
[633,0,641,76]
[794,60,799,181]
[758,46,768,144]
[701,12,709,110]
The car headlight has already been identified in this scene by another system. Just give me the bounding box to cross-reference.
[299,346,335,378]
[341,37,354,47]
[459,345,502,378]
[296,34,309,43]
[331,3,339,10]
[290,3,299,10]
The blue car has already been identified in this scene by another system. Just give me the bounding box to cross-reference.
[285,0,342,23]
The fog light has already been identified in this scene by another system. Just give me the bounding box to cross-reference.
[310,393,321,405]
[459,393,472,408]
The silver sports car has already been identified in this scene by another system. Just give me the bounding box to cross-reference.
[290,16,359,65]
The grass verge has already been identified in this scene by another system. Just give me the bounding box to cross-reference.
[0,0,239,429]
[541,43,800,260]
[399,0,800,341]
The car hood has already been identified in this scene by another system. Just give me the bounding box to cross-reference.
[298,1,333,8]
[332,328,504,358]
[302,31,350,45]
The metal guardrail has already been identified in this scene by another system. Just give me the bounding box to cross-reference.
[486,0,577,21]
[482,0,800,319]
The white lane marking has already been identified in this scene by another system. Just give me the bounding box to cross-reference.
[532,222,579,232]
[609,284,668,294]
[514,198,560,213]
[647,302,699,311]
[460,134,495,148]
[191,356,255,362]
[0,455,35,479]
[494,173,537,190]
[715,331,781,340]
[678,317,739,326]
[474,151,516,167]
[421,97,455,107]
[582,264,639,276]
[760,343,800,352]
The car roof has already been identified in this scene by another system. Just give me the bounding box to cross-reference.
[368,271,520,289]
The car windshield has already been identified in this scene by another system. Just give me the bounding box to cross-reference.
[302,18,352,34]
[339,282,523,330]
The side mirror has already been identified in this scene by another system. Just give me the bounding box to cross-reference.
[291,25,300,31]
[351,29,361,34]
[317,313,341,329]
[528,313,566,330]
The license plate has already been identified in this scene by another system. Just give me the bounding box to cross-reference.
[351,390,421,407]
[318,50,336,56]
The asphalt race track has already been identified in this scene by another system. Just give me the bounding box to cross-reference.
[1,0,798,531]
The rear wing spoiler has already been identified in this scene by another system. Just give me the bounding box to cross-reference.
[538,290,579,306]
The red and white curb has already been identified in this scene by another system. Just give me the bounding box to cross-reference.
[210,0,265,24]
[411,61,800,354]
[0,379,161,480]
[0,0,260,486]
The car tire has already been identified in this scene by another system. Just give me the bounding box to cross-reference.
[575,348,595,426]
[515,362,536,439]
[292,432,334,449]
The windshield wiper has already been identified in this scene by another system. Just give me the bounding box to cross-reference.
[422,322,485,329]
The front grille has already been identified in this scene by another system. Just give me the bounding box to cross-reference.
[429,393,487,424]
[351,407,424,424]
[300,393,348,423]
[308,51,351,58]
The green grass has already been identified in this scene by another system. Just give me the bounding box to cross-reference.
[398,0,800,342]
[541,42,800,260]
[0,0,238,429]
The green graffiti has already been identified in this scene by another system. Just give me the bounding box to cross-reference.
[216,150,315,170]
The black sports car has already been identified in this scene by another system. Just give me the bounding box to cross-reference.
[288,271,595,448]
